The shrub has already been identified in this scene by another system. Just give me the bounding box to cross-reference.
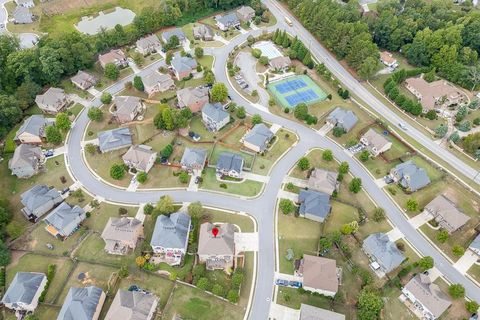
[110,164,126,180]
[286,182,295,191]
[196,277,209,290]
[448,284,465,299]
[452,245,465,257]
[425,110,437,120]
[219,183,228,189]
[322,150,333,161]
[349,178,362,193]
[101,92,112,104]
[144,204,154,215]
[118,266,129,278]
[259,56,269,65]
[133,76,144,91]
[406,198,418,212]
[211,284,224,297]
[466,301,479,313]
[137,172,148,184]
[437,229,449,243]
[332,126,345,137]
[294,103,308,120]
[279,199,295,215]
[87,107,103,121]
[373,208,385,222]
[179,172,189,184]
[118,207,128,215]
[359,150,370,162]
[297,157,310,170]
[251,48,262,58]
[227,290,239,303]
[85,143,97,155]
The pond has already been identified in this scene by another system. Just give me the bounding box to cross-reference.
[75,7,135,35]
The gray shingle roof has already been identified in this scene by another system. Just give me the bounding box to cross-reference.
[2,272,46,306]
[470,234,480,252]
[9,144,43,176]
[327,107,358,132]
[298,189,331,220]
[150,212,191,249]
[44,202,85,236]
[136,34,161,50]
[171,55,197,75]
[193,24,214,39]
[243,123,274,152]
[300,304,345,320]
[98,127,132,153]
[14,115,53,141]
[35,87,67,108]
[216,152,244,174]
[404,274,451,319]
[13,6,33,23]
[216,13,239,26]
[71,71,97,89]
[162,28,186,42]
[392,160,431,192]
[180,148,208,169]
[57,286,104,320]
[105,290,158,320]
[425,195,469,233]
[21,185,63,219]
[202,102,229,123]
[198,222,235,256]
[363,232,405,273]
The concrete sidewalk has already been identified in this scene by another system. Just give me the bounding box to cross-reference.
[135,204,146,223]
[453,250,478,274]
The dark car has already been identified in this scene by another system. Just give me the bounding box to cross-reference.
[61,187,70,195]
[275,279,289,286]
[194,176,201,184]
[289,281,302,288]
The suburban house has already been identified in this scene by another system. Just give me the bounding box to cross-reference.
[9,144,45,178]
[57,286,106,320]
[98,127,133,153]
[20,185,63,222]
[44,202,86,239]
[389,161,431,192]
[98,49,128,69]
[379,51,398,69]
[362,232,405,275]
[2,272,47,314]
[105,290,158,320]
[236,5,256,21]
[150,212,191,266]
[401,273,452,320]
[298,189,332,223]
[469,234,480,255]
[202,102,230,131]
[14,115,54,145]
[269,56,292,72]
[193,24,214,41]
[136,34,162,55]
[15,0,35,8]
[360,128,392,157]
[307,168,338,195]
[161,28,187,45]
[180,147,208,175]
[35,87,69,114]
[405,77,467,113]
[424,195,470,234]
[70,70,98,90]
[122,145,157,173]
[295,255,340,296]
[216,152,244,178]
[13,6,33,24]
[176,86,209,113]
[326,107,358,132]
[142,71,175,96]
[113,96,144,124]
[101,217,144,255]
[242,123,274,153]
[198,222,236,271]
[299,304,345,320]
[215,13,240,31]
[170,54,198,80]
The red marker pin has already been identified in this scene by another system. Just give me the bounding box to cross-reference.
[212,226,219,238]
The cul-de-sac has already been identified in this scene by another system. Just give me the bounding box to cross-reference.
[0,0,480,319]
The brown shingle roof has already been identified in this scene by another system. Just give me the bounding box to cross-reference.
[298,255,338,293]
[198,222,235,256]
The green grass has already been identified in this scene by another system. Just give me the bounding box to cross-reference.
[84,203,137,232]
[268,75,327,109]
[138,165,190,189]
[197,55,215,70]
[189,116,218,141]
[468,263,480,283]
[68,103,85,118]
[85,148,132,188]
[201,208,254,233]
[252,129,297,175]
[200,168,263,197]
[383,285,416,320]
[6,253,74,304]
[210,144,255,169]
[60,79,90,99]
[74,233,136,267]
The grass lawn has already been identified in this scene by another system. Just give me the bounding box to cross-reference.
[60,78,90,99]
[68,103,85,118]
[433,277,470,320]
[138,165,190,189]
[6,253,74,304]
[201,208,255,233]
[74,233,136,267]
[383,285,416,320]
[118,271,175,308]
[468,263,480,283]
[200,168,263,197]
[197,55,215,70]
[252,129,297,175]
[88,63,133,90]
[239,252,254,307]
[290,149,338,179]
[199,40,225,48]
[85,106,118,136]
[162,283,245,320]
[85,148,132,188]
[189,116,217,141]
[395,239,420,264]
[84,203,137,232]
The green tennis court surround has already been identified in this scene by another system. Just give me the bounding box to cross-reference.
[268,75,327,109]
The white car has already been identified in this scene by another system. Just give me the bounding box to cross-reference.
[398,123,407,130]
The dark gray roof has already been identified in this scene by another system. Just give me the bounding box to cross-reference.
[362,232,405,273]
[243,123,274,151]
[180,148,208,168]
[171,55,197,74]
[216,152,244,174]
[106,290,158,320]
[15,115,53,140]
[150,212,191,249]
[57,286,104,320]
[202,102,229,123]
[45,202,85,235]
[162,28,186,42]
[327,107,358,132]
[393,161,431,191]
[298,190,331,220]
[21,185,63,219]
[98,127,132,153]
[9,144,43,173]
[216,13,239,26]
[13,6,33,23]
[2,272,46,305]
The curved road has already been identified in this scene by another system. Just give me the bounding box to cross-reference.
[65,4,480,319]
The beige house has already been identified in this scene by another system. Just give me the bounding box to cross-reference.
[424,195,470,234]
[142,71,175,96]
[136,34,162,56]
[236,5,255,21]
[360,128,392,157]
[14,115,54,145]
[176,86,209,113]
[105,290,158,320]
[9,144,45,178]
[113,96,144,124]
[193,24,214,41]
[71,70,97,90]
[198,223,236,271]
[295,255,340,296]
[307,168,338,195]
[379,51,398,69]
[269,56,291,71]
[35,87,69,114]
[404,77,468,113]
[101,217,144,255]
[300,304,345,320]
[122,145,157,173]
[98,49,128,69]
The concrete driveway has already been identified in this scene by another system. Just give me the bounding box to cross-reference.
[234,232,259,253]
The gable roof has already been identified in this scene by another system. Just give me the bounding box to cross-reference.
[9,144,43,170]
[405,77,466,111]
[216,152,244,174]
[150,212,191,249]
[98,127,132,153]
[98,49,126,65]
[298,189,331,220]
[361,128,390,151]
[114,96,142,116]
[35,87,66,107]
[269,56,292,69]
[308,168,338,195]
[44,202,85,234]
[362,232,405,273]
[122,145,156,172]
[392,160,431,191]
[299,255,338,293]
[404,274,451,319]
[2,272,46,306]
[101,217,143,243]
[380,51,397,65]
[13,6,33,23]
[425,195,470,233]
[300,304,345,320]
[142,71,173,90]
[243,123,274,151]
[176,86,209,108]
[202,102,229,123]
[162,28,186,42]
[21,185,62,218]
[181,148,208,168]
[15,115,53,140]
[136,34,161,50]
[171,55,197,75]
[193,24,214,39]
[105,290,158,320]
[57,286,104,320]
[236,5,255,18]
[327,107,358,132]
[71,71,97,88]
[198,223,235,256]
[217,12,239,26]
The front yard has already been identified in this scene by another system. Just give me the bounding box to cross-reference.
[200,168,264,197]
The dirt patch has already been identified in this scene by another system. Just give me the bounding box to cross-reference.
[7,250,27,268]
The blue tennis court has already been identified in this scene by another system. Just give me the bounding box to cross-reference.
[285,89,319,106]
[267,75,327,108]
[274,79,308,94]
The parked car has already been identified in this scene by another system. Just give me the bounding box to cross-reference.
[194,176,201,184]
[384,175,394,184]
[61,187,70,195]
[44,149,54,157]
[275,279,289,286]
[398,123,408,130]
[289,281,302,288]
